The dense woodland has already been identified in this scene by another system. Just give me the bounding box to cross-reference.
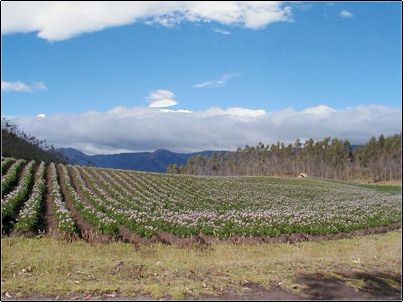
[168,134,402,182]
[1,119,65,164]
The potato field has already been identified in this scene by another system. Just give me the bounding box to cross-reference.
[1,157,401,241]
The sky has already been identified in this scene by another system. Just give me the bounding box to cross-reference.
[1,1,402,154]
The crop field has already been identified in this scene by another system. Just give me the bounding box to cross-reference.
[1,157,401,241]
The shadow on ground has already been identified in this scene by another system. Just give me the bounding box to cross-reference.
[296,270,401,300]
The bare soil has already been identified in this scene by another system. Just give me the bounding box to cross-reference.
[114,223,401,247]
[296,270,401,300]
[44,164,58,235]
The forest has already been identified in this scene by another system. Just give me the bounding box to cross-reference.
[168,134,402,182]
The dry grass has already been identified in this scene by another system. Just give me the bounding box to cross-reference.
[1,230,401,299]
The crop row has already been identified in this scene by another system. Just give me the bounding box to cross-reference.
[14,162,46,233]
[59,165,118,236]
[49,163,77,235]
[69,165,401,238]
[1,159,26,197]
[1,161,36,231]
[1,157,16,175]
[1,159,401,239]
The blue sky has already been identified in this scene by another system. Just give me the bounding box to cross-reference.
[1,2,402,154]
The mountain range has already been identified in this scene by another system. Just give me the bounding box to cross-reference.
[57,148,221,173]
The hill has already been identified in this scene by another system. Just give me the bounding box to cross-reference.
[1,123,65,164]
[57,147,222,172]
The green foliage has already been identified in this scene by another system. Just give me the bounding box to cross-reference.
[174,134,401,183]
[1,161,36,229]
[1,159,26,196]
[14,162,46,233]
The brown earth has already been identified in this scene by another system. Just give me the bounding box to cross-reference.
[44,164,58,235]
[296,270,401,300]
[113,223,401,247]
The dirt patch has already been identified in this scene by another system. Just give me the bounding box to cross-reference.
[118,223,401,247]
[297,270,401,300]
[44,164,58,235]
[193,283,303,300]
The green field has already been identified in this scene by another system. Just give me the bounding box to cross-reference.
[1,158,401,240]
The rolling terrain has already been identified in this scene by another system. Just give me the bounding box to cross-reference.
[1,157,401,241]
[1,156,401,300]
[57,148,221,172]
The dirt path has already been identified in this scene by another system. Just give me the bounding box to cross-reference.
[56,165,112,243]
[44,164,58,235]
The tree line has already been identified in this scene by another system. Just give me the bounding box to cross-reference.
[1,118,66,164]
[167,134,401,182]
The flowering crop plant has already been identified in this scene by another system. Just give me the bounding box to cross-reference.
[14,162,46,233]
[1,160,35,224]
[66,164,401,238]
[1,160,401,239]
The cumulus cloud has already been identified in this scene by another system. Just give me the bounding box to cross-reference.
[1,81,46,92]
[1,2,292,41]
[194,73,240,89]
[148,89,178,108]
[36,113,46,118]
[339,10,353,18]
[11,104,402,155]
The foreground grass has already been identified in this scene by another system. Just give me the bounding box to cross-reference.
[1,231,401,300]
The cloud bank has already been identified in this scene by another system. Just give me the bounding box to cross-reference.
[12,104,402,155]
[1,81,46,92]
[1,1,292,41]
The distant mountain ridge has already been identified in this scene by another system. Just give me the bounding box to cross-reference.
[57,148,222,172]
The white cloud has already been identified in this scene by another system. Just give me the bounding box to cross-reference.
[1,81,46,92]
[1,2,292,41]
[212,28,231,35]
[302,104,336,116]
[203,107,266,119]
[194,73,240,89]
[160,109,193,113]
[11,104,402,155]
[339,10,353,18]
[36,113,46,118]
[148,89,178,108]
